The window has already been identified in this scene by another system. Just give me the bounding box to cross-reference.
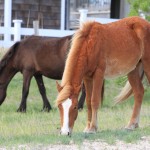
[66,0,111,29]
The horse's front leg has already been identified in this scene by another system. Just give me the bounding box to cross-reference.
[84,69,104,133]
[90,69,104,133]
[17,70,33,112]
[83,77,93,132]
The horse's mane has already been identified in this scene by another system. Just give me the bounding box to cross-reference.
[56,21,95,106]
[0,42,20,73]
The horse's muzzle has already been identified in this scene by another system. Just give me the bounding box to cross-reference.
[60,128,72,136]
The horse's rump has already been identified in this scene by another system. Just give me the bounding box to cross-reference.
[100,17,148,78]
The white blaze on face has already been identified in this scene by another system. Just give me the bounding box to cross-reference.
[61,98,72,135]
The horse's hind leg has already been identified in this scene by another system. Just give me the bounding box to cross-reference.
[34,75,51,112]
[17,70,33,112]
[126,66,144,130]
[142,56,150,84]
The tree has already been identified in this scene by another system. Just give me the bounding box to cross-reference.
[128,0,150,20]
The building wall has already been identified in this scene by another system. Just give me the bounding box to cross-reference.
[120,0,130,18]
[0,0,61,29]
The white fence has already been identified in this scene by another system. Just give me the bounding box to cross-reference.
[0,10,118,48]
[0,25,75,48]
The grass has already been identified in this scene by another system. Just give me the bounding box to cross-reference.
[0,50,149,147]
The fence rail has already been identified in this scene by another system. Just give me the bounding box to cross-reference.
[0,10,118,48]
[0,26,75,48]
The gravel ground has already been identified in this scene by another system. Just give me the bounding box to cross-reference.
[0,136,149,150]
[80,136,150,150]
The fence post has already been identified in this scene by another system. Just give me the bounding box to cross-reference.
[4,0,12,42]
[33,20,39,35]
[79,9,88,27]
[13,20,22,42]
[139,10,146,19]
[60,0,65,30]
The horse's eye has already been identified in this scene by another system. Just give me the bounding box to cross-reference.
[74,106,77,110]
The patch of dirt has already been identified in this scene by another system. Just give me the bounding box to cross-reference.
[81,136,150,150]
[0,136,150,150]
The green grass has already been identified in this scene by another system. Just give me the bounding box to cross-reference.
[0,73,149,148]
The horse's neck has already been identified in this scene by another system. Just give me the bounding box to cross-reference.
[62,31,88,88]
[62,55,86,88]
[73,57,86,86]
[0,62,16,87]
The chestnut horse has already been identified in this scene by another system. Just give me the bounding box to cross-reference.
[0,35,87,112]
[56,16,150,135]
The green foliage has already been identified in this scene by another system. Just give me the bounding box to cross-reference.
[128,0,150,20]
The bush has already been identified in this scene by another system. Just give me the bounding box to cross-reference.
[128,0,150,21]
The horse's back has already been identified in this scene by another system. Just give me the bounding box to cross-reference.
[104,17,149,78]
[84,17,150,78]
[14,35,72,79]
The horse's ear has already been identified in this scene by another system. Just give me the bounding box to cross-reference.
[56,81,63,92]
[74,85,81,95]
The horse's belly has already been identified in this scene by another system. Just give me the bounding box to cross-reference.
[104,67,134,78]
[104,58,139,79]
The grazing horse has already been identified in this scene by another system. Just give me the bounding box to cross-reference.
[56,16,150,135]
[0,35,71,112]
[0,35,87,112]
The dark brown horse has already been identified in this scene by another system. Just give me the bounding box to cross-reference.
[0,35,86,112]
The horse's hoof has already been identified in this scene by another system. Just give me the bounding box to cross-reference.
[42,106,52,112]
[17,108,26,113]
[125,123,139,131]
[78,108,83,112]
[84,130,96,134]
[41,108,50,112]
[83,128,89,133]
[83,127,97,134]
[124,127,134,131]
[78,106,83,110]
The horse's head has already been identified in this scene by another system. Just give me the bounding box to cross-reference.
[56,81,81,136]
[58,96,78,136]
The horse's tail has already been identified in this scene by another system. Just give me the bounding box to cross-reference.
[114,81,132,104]
[114,62,144,104]
[0,41,20,72]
